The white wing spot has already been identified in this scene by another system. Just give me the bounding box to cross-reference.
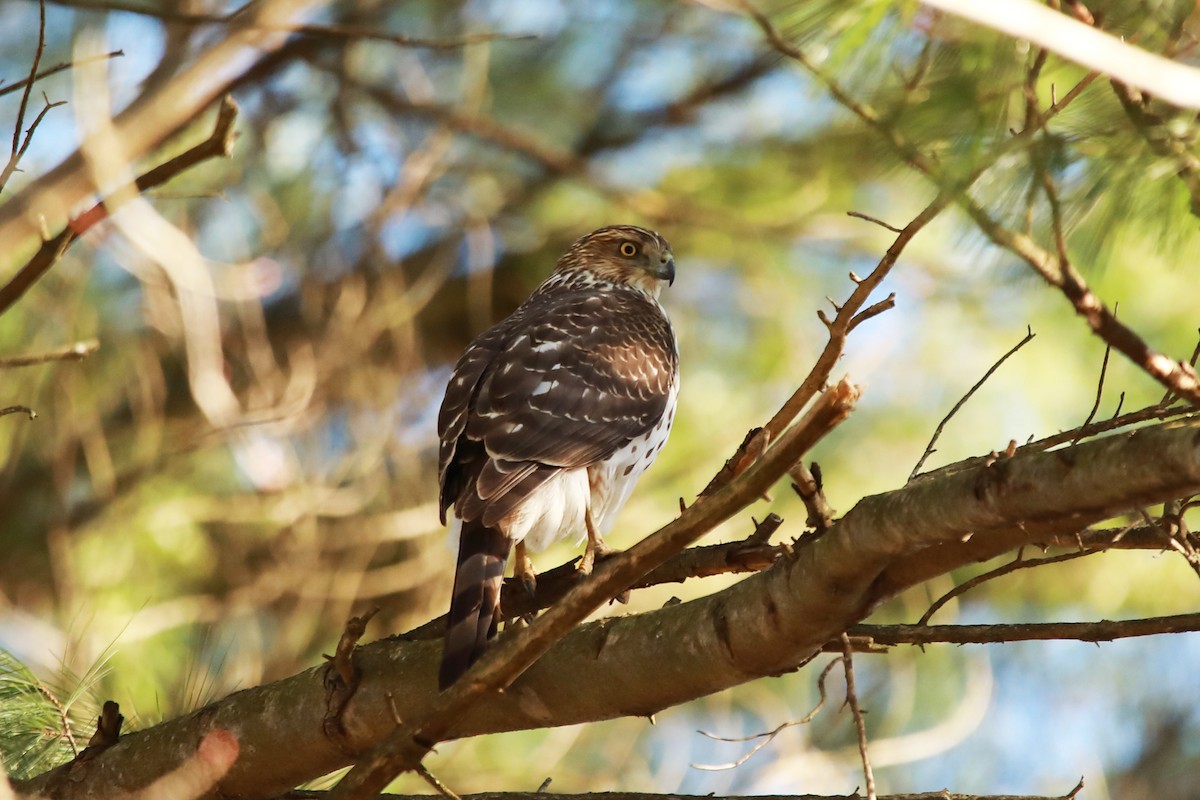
[532,380,557,396]
[532,341,561,354]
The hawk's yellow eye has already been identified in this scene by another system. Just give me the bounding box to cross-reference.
[619,242,639,257]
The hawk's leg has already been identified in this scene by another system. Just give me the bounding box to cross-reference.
[578,507,617,576]
[514,541,537,599]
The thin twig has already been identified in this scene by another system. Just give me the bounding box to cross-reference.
[847,210,903,233]
[692,656,842,771]
[0,405,37,420]
[852,612,1200,645]
[0,339,100,368]
[917,547,1100,626]
[414,765,460,800]
[11,0,46,158]
[910,327,1036,480]
[840,634,875,800]
[1073,337,1112,444]
[701,194,948,500]
[0,50,124,98]
[34,680,78,756]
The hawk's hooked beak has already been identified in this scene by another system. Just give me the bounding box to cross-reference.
[656,256,676,286]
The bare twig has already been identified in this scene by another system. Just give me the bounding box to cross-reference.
[840,634,875,800]
[0,339,99,368]
[853,613,1200,645]
[0,49,124,98]
[847,210,903,233]
[917,547,1100,626]
[910,327,1036,479]
[34,680,79,756]
[11,0,46,158]
[0,405,37,420]
[1073,338,1112,444]
[1,1,65,195]
[0,94,67,194]
[701,194,947,499]
[692,656,842,771]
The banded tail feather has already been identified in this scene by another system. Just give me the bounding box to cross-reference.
[439,518,511,689]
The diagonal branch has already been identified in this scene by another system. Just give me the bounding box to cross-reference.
[921,0,1200,109]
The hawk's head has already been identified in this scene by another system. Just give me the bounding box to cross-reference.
[555,225,675,297]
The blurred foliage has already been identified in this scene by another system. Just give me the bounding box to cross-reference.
[1,0,1200,796]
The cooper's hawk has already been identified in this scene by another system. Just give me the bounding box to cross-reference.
[437,225,679,689]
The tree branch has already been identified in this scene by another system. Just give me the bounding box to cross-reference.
[20,417,1200,800]
[853,613,1200,646]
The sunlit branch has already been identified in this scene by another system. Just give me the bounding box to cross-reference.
[922,0,1200,109]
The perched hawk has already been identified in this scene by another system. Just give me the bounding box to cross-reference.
[437,225,680,689]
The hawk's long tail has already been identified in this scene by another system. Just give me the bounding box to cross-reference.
[439,518,511,690]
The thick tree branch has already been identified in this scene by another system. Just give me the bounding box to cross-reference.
[20,417,1200,800]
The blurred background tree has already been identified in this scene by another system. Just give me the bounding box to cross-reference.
[1,0,1199,798]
